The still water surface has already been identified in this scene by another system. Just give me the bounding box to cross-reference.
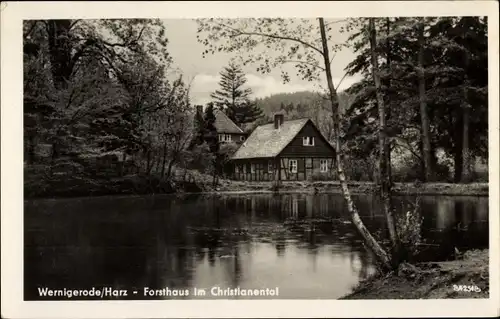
[24,193,489,300]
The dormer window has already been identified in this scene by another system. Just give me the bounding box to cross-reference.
[303,136,315,146]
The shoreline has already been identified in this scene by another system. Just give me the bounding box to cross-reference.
[25,181,489,200]
[341,249,489,299]
[216,181,489,197]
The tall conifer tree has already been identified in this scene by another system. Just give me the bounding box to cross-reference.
[210,61,263,125]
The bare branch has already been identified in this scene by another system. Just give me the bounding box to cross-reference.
[283,60,325,71]
[335,71,350,91]
[134,25,147,44]
[323,19,349,27]
[69,20,82,30]
[329,51,337,65]
[211,21,324,55]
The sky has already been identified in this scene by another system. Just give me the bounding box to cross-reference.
[162,19,362,105]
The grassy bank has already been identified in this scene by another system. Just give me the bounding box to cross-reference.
[24,171,216,199]
[25,174,488,199]
[216,181,489,196]
[342,249,489,299]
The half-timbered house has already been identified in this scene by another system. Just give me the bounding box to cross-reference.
[195,105,247,144]
[230,113,336,181]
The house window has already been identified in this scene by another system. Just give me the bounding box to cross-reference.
[235,165,239,174]
[289,159,298,173]
[303,136,315,146]
[268,161,274,172]
[320,159,328,173]
[251,163,255,173]
[219,134,232,142]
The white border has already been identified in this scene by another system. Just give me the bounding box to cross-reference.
[1,1,499,318]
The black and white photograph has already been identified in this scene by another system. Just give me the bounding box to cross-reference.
[1,1,499,318]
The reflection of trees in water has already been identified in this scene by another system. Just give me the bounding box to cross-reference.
[275,240,286,257]
[414,196,489,261]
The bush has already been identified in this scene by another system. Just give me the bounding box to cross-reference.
[434,162,452,182]
[395,197,424,261]
[343,156,375,181]
[310,171,336,181]
[392,158,422,182]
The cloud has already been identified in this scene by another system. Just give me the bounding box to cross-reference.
[190,73,362,105]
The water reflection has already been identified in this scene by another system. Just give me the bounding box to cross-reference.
[24,193,488,300]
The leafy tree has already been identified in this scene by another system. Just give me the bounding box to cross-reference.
[189,105,207,149]
[210,61,263,125]
[202,103,219,185]
[24,19,197,194]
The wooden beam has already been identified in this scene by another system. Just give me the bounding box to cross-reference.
[303,157,306,181]
[278,157,282,181]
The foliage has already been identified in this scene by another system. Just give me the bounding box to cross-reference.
[395,198,424,260]
[197,18,345,84]
[211,61,263,125]
[341,17,488,182]
[24,19,204,195]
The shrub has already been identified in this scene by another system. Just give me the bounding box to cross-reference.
[395,197,424,260]
[342,156,375,181]
[392,158,422,182]
[310,171,336,181]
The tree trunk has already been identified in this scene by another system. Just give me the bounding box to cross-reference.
[454,144,463,182]
[384,18,393,186]
[461,105,471,183]
[165,158,176,181]
[368,18,401,266]
[145,147,152,175]
[160,141,168,178]
[452,106,464,182]
[120,153,127,176]
[319,18,392,271]
[47,20,73,90]
[417,21,434,182]
[26,133,36,165]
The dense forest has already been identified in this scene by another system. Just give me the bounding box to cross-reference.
[24,17,488,199]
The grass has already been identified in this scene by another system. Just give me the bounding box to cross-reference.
[216,181,489,196]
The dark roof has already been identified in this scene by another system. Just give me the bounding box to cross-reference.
[231,118,310,160]
[214,109,244,134]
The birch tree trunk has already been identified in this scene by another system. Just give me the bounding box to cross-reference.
[319,18,392,271]
[417,20,434,182]
[368,18,401,264]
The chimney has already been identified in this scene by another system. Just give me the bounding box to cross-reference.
[274,113,284,129]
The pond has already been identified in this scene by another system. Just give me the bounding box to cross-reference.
[24,193,489,300]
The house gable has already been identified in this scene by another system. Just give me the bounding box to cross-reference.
[214,109,244,134]
[279,120,336,158]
